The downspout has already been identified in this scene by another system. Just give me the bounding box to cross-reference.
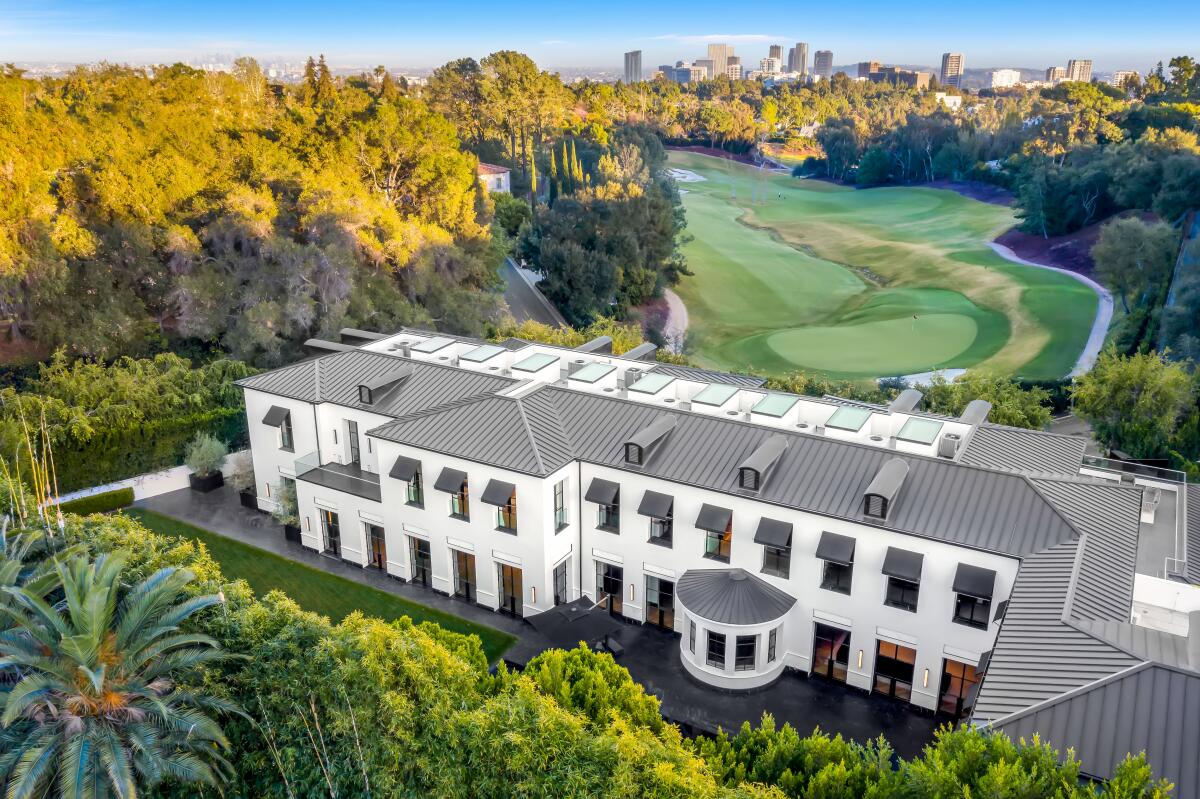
[577,462,584,603]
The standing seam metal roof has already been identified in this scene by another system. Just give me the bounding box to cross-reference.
[960,424,1089,476]
[676,568,797,625]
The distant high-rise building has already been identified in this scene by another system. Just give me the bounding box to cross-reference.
[623,50,642,84]
[694,59,715,79]
[1046,65,1067,83]
[760,57,782,76]
[988,69,1021,89]
[858,61,882,79]
[664,61,706,84]
[1110,70,1140,89]
[788,42,809,75]
[725,56,743,80]
[813,50,834,79]
[1067,59,1093,83]
[769,44,783,61]
[940,53,965,87]
[707,43,733,76]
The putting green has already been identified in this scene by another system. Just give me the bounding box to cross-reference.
[669,151,1097,379]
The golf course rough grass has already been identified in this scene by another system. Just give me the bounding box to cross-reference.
[668,151,1097,380]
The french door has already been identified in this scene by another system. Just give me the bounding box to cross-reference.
[366,524,386,570]
[595,561,623,615]
[645,576,675,630]
[498,564,523,617]
[811,623,850,683]
[319,510,341,556]
[408,536,431,587]
[453,550,476,603]
[873,640,917,701]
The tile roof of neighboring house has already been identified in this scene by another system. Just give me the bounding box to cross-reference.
[477,162,510,175]
[960,423,1089,476]
[991,663,1200,797]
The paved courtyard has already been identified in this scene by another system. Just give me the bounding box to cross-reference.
[135,486,942,758]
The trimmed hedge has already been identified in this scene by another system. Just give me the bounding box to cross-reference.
[56,487,135,515]
[52,407,248,493]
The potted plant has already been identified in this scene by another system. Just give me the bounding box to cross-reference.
[185,432,228,493]
[228,451,257,508]
[271,479,301,542]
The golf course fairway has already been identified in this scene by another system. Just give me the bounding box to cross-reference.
[668,151,1098,380]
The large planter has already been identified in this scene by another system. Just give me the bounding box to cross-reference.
[189,471,225,493]
[238,489,258,509]
[283,523,302,544]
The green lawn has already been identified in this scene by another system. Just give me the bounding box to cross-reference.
[123,508,516,662]
[669,151,1098,380]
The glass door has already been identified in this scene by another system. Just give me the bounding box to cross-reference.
[938,658,981,718]
[645,576,675,630]
[595,561,623,616]
[873,641,917,700]
[498,564,523,617]
[319,510,341,556]
[408,536,431,587]
[366,524,386,570]
[453,550,476,603]
[811,623,850,683]
[553,560,569,605]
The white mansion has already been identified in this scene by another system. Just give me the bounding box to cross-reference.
[238,328,1200,795]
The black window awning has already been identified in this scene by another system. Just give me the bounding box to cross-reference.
[262,405,290,427]
[881,547,924,583]
[953,563,996,599]
[389,455,421,482]
[753,517,793,548]
[976,649,993,674]
[637,490,674,519]
[695,503,732,533]
[434,467,468,494]
[992,599,1009,622]
[481,479,516,506]
[815,531,856,565]
[584,477,620,505]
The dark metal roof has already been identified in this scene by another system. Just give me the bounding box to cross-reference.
[624,342,658,361]
[816,531,855,565]
[864,458,909,505]
[481,479,516,505]
[959,399,992,426]
[625,415,677,458]
[647,362,766,388]
[960,424,1087,476]
[262,405,290,427]
[676,568,797,625]
[888,389,923,413]
[990,663,1200,796]
[637,490,674,519]
[753,517,793,548]
[953,563,996,599]
[575,335,612,354]
[584,478,620,505]
[695,503,732,533]
[882,547,924,583]
[433,467,468,493]
[737,435,788,487]
[389,455,420,482]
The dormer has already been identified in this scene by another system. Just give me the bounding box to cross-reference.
[736,435,789,491]
[623,415,677,465]
[862,457,909,520]
[358,365,413,405]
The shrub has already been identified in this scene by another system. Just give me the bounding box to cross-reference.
[55,487,134,515]
[270,478,299,527]
[227,450,255,493]
[185,432,228,477]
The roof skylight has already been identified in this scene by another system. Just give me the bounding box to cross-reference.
[411,336,455,353]
[752,393,800,417]
[460,344,505,362]
[691,383,739,406]
[512,353,559,372]
[569,362,616,384]
[897,417,944,445]
[628,373,675,395]
[826,406,873,432]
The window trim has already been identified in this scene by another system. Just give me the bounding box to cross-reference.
[703,525,732,562]
[648,515,673,547]
[734,634,757,672]
[706,630,726,670]
[553,479,568,532]
[279,411,295,452]
[767,628,778,663]
[885,576,920,612]
[953,592,991,629]
[820,560,853,594]
[762,544,791,579]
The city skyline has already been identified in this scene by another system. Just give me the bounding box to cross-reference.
[1,0,1192,72]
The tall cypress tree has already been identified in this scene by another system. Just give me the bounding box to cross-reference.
[315,54,335,105]
[303,56,317,102]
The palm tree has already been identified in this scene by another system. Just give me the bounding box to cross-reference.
[0,551,240,798]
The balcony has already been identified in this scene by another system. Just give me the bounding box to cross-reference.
[295,452,381,502]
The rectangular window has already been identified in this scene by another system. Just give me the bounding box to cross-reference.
[553,560,569,605]
[496,494,517,533]
[595,561,623,615]
[553,479,567,531]
[279,412,294,451]
[688,619,697,654]
[735,635,757,672]
[762,545,791,578]
[939,658,982,718]
[648,515,673,546]
[885,577,920,612]
[597,503,620,532]
[703,525,732,562]
[406,466,424,507]
[450,480,469,520]
[873,640,917,701]
[821,560,853,594]
[953,594,991,628]
[319,509,340,556]
[452,549,476,603]
[706,630,726,670]
[767,628,778,663]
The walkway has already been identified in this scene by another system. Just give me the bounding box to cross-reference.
[135,485,941,756]
[500,257,567,327]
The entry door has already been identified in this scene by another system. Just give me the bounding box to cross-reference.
[596,561,623,616]
[938,658,981,718]
[811,623,850,682]
[408,536,431,587]
[499,564,523,617]
[873,640,917,701]
[645,576,675,630]
[553,560,569,605]
[347,420,361,465]
[320,510,341,556]
[366,524,386,569]
[453,550,476,602]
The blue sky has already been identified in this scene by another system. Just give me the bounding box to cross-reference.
[2,0,1194,72]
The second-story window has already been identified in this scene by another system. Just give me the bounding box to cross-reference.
[496,494,517,533]
[762,544,791,579]
[585,478,620,533]
[451,480,469,519]
[598,501,620,532]
[279,412,294,451]
[649,515,673,546]
[953,593,991,629]
[704,524,732,562]
[821,561,853,594]
[407,466,424,507]
[553,479,567,532]
[885,577,920,612]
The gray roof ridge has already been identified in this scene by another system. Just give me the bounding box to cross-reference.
[1065,616,1200,674]
[512,395,549,475]
[1059,531,1094,623]
[368,392,503,432]
[986,661,1154,729]
[1020,474,1121,547]
[980,421,1089,443]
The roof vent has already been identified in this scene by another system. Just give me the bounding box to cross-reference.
[575,335,613,354]
[888,388,924,413]
[960,399,992,426]
[937,432,963,459]
[357,365,414,405]
[863,457,910,520]
[623,415,677,466]
[736,435,788,492]
[624,342,658,361]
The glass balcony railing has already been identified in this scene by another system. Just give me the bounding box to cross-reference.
[1081,455,1186,484]
[294,451,382,502]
